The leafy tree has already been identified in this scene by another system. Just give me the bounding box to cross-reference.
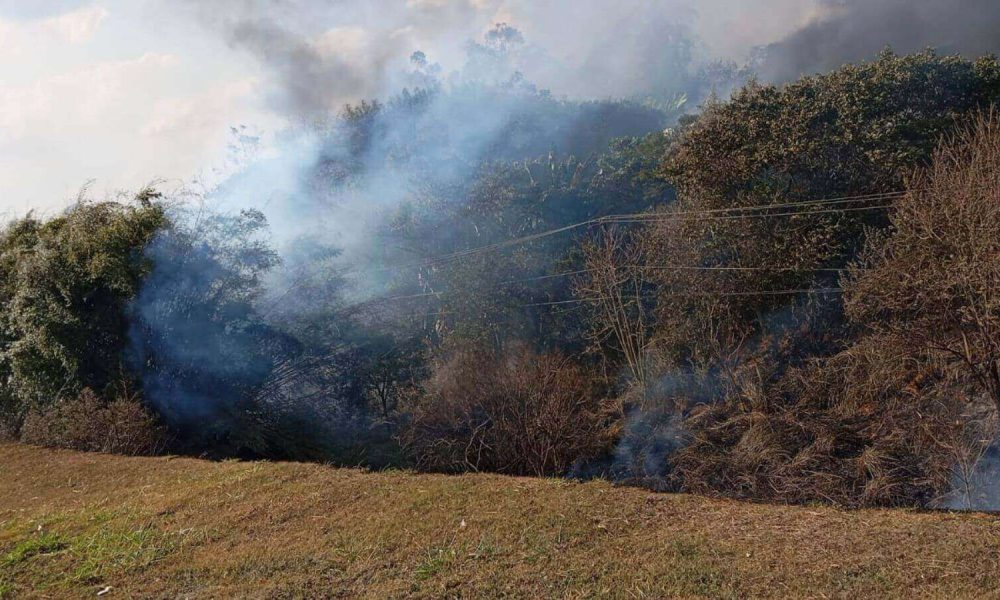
[377,143,672,353]
[127,207,293,454]
[666,50,1000,202]
[0,197,166,431]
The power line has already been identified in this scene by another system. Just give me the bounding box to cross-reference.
[265,181,991,325]
[344,263,849,311]
[380,192,896,272]
[606,203,893,224]
[598,190,904,222]
[524,288,844,308]
[350,271,844,312]
[357,287,845,323]
[262,189,899,310]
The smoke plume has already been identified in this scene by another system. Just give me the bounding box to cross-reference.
[759,0,1000,80]
[122,0,1000,496]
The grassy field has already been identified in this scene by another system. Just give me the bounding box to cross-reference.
[1,444,999,599]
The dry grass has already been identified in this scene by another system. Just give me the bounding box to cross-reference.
[1,444,999,599]
[19,388,167,457]
[403,345,613,476]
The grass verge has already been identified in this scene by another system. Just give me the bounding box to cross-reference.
[2,443,999,598]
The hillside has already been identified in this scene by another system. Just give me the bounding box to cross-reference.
[0,445,998,598]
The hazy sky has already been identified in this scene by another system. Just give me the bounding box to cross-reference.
[0,1,271,215]
[2,0,995,215]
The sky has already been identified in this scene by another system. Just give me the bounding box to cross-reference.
[0,1,271,215]
[1,0,997,216]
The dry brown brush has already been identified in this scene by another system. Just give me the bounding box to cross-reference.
[673,110,1000,507]
[401,344,616,476]
[20,387,167,456]
[847,109,1000,413]
[673,336,977,507]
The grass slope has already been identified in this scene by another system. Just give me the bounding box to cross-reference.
[1,444,999,599]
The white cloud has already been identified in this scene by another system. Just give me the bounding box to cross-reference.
[0,4,109,56]
[313,25,373,58]
[406,0,450,8]
[0,52,178,143]
[141,77,262,138]
[41,5,109,43]
[0,51,194,214]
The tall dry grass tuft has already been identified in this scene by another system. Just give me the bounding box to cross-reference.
[847,108,1000,412]
[674,336,971,507]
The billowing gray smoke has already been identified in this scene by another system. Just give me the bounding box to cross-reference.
[182,0,1000,118]
[131,5,693,457]
[128,0,1000,489]
[227,19,398,119]
[172,0,1000,303]
[183,0,719,117]
[759,0,1000,80]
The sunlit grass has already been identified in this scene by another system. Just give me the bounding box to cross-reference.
[2,443,999,598]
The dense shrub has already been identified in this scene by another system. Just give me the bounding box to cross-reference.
[665,51,1000,202]
[646,51,1000,365]
[401,344,615,476]
[127,208,304,456]
[20,388,167,456]
[668,110,1000,508]
[673,336,979,507]
[0,197,166,431]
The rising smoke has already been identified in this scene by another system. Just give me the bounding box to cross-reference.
[172,0,1000,315]
[125,0,1000,496]
[759,0,1000,80]
[180,0,1000,134]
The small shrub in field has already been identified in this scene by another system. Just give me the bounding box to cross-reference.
[20,389,167,456]
[401,344,615,476]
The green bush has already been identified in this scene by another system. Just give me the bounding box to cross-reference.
[646,50,1000,365]
[0,197,166,432]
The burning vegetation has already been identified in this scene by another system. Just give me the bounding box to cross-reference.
[3,43,1000,511]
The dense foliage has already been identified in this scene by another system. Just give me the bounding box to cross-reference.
[639,52,1000,508]
[0,197,165,435]
[647,50,1000,365]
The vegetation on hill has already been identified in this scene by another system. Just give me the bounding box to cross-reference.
[3,49,1000,509]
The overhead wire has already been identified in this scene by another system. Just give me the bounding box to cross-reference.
[377,190,898,272]
[262,189,898,316]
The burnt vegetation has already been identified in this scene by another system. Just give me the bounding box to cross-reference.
[4,47,1000,510]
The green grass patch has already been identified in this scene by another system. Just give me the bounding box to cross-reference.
[0,578,15,600]
[1,532,67,567]
[0,508,180,593]
[70,523,176,584]
[415,547,457,581]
